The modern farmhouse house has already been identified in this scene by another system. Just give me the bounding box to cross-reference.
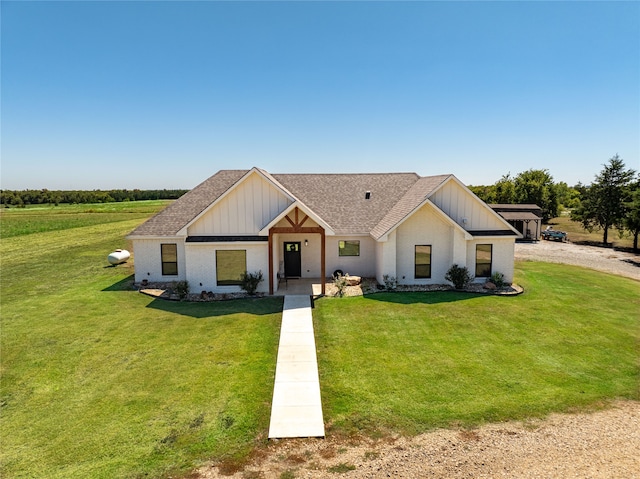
[127,167,520,294]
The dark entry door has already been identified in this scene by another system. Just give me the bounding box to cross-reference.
[283,242,301,278]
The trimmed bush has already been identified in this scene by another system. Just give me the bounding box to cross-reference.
[382,274,397,291]
[173,280,190,300]
[445,264,472,289]
[239,270,263,295]
[490,271,507,288]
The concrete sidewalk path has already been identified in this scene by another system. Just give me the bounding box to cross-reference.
[268,295,325,439]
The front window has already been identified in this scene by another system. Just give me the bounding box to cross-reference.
[475,244,492,277]
[415,245,432,279]
[338,240,360,256]
[216,250,246,286]
[161,244,178,275]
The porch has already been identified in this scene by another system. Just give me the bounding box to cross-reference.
[272,277,325,297]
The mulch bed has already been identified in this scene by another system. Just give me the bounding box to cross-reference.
[137,279,522,302]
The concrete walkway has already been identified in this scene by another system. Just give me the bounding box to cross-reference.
[268,295,325,439]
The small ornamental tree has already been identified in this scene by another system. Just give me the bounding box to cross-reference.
[333,273,349,297]
[445,264,472,290]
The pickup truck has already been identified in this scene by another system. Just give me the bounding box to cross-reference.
[541,228,568,242]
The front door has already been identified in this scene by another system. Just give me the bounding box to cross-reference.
[283,242,301,278]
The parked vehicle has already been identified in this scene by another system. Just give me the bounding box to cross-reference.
[541,227,568,242]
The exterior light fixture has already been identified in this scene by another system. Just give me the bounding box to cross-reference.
[304,239,309,246]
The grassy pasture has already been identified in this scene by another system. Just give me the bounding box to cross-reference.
[1,202,639,478]
[548,211,634,249]
[0,200,171,238]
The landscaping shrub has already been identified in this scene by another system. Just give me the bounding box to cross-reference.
[173,280,190,300]
[490,271,507,288]
[445,264,472,289]
[333,273,349,297]
[382,274,397,291]
[239,270,263,295]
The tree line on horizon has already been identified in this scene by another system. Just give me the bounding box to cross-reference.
[469,154,639,250]
[2,156,639,250]
[0,188,189,207]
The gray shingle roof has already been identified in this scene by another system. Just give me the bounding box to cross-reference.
[128,169,453,237]
[128,169,248,236]
[272,173,419,235]
[370,175,451,240]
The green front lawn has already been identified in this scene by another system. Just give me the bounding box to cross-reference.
[2,202,638,478]
[315,262,640,435]
[1,217,282,479]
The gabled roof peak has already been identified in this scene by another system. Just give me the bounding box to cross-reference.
[128,169,467,238]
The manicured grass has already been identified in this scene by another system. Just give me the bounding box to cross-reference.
[3,204,639,478]
[0,200,171,238]
[314,262,640,436]
[1,216,282,479]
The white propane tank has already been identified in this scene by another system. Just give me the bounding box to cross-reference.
[107,249,130,265]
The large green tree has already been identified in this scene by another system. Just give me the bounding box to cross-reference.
[493,173,517,204]
[571,154,636,244]
[623,181,640,251]
[513,169,559,222]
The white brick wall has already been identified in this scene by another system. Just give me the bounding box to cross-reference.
[132,238,186,283]
[185,243,270,293]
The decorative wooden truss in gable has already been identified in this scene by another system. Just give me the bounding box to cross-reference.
[268,207,326,295]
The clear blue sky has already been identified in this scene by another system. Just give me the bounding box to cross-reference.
[2,1,638,190]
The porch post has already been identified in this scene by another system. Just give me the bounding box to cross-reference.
[320,228,325,295]
[268,229,274,295]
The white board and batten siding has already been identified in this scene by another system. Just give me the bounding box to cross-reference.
[430,180,506,231]
[188,173,292,236]
[181,173,292,292]
[395,202,464,285]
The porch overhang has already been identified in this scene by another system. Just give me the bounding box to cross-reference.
[259,201,335,236]
[268,207,326,295]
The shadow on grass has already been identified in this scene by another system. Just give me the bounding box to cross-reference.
[102,274,135,291]
[363,291,483,305]
[145,296,284,318]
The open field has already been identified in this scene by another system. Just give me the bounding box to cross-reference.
[0,200,172,238]
[548,211,634,249]
[1,203,639,479]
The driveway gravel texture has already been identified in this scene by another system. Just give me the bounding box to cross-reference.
[198,241,640,479]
